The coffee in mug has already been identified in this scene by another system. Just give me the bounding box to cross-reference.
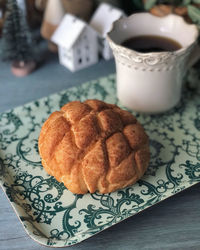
[121,35,182,53]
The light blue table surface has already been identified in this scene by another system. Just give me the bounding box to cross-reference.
[0,47,200,250]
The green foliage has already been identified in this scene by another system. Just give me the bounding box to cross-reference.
[182,0,192,4]
[134,0,200,7]
[144,0,157,10]
[131,0,200,10]
[131,1,200,31]
[1,0,33,62]
[187,4,200,25]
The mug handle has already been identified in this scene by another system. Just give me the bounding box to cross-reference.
[186,43,200,70]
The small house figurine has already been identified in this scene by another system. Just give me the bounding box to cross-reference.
[51,14,98,72]
[90,3,125,60]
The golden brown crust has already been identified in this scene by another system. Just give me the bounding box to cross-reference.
[123,123,148,150]
[38,99,150,194]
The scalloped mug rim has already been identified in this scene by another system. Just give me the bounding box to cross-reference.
[107,12,199,56]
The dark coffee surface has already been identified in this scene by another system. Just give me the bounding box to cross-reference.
[121,35,182,53]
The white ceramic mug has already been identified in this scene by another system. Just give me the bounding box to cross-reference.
[107,13,199,113]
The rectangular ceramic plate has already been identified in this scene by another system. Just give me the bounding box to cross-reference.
[1,73,200,247]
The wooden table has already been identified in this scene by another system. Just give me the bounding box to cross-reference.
[0,52,200,250]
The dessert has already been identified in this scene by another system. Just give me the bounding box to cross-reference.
[38,99,150,194]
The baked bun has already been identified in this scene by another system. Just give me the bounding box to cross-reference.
[38,99,150,194]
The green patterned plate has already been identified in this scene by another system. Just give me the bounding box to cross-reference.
[0,74,200,247]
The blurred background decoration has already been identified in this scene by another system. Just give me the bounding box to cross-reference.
[51,13,99,72]
[141,0,200,27]
[1,0,36,76]
[0,0,199,76]
[50,3,125,72]
[0,0,199,35]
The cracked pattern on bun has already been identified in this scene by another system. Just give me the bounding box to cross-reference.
[38,100,150,194]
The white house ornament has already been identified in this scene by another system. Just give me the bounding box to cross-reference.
[51,14,98,72]
[90,3,125,60]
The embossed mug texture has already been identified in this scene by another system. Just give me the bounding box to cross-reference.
[107,13,199,113]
